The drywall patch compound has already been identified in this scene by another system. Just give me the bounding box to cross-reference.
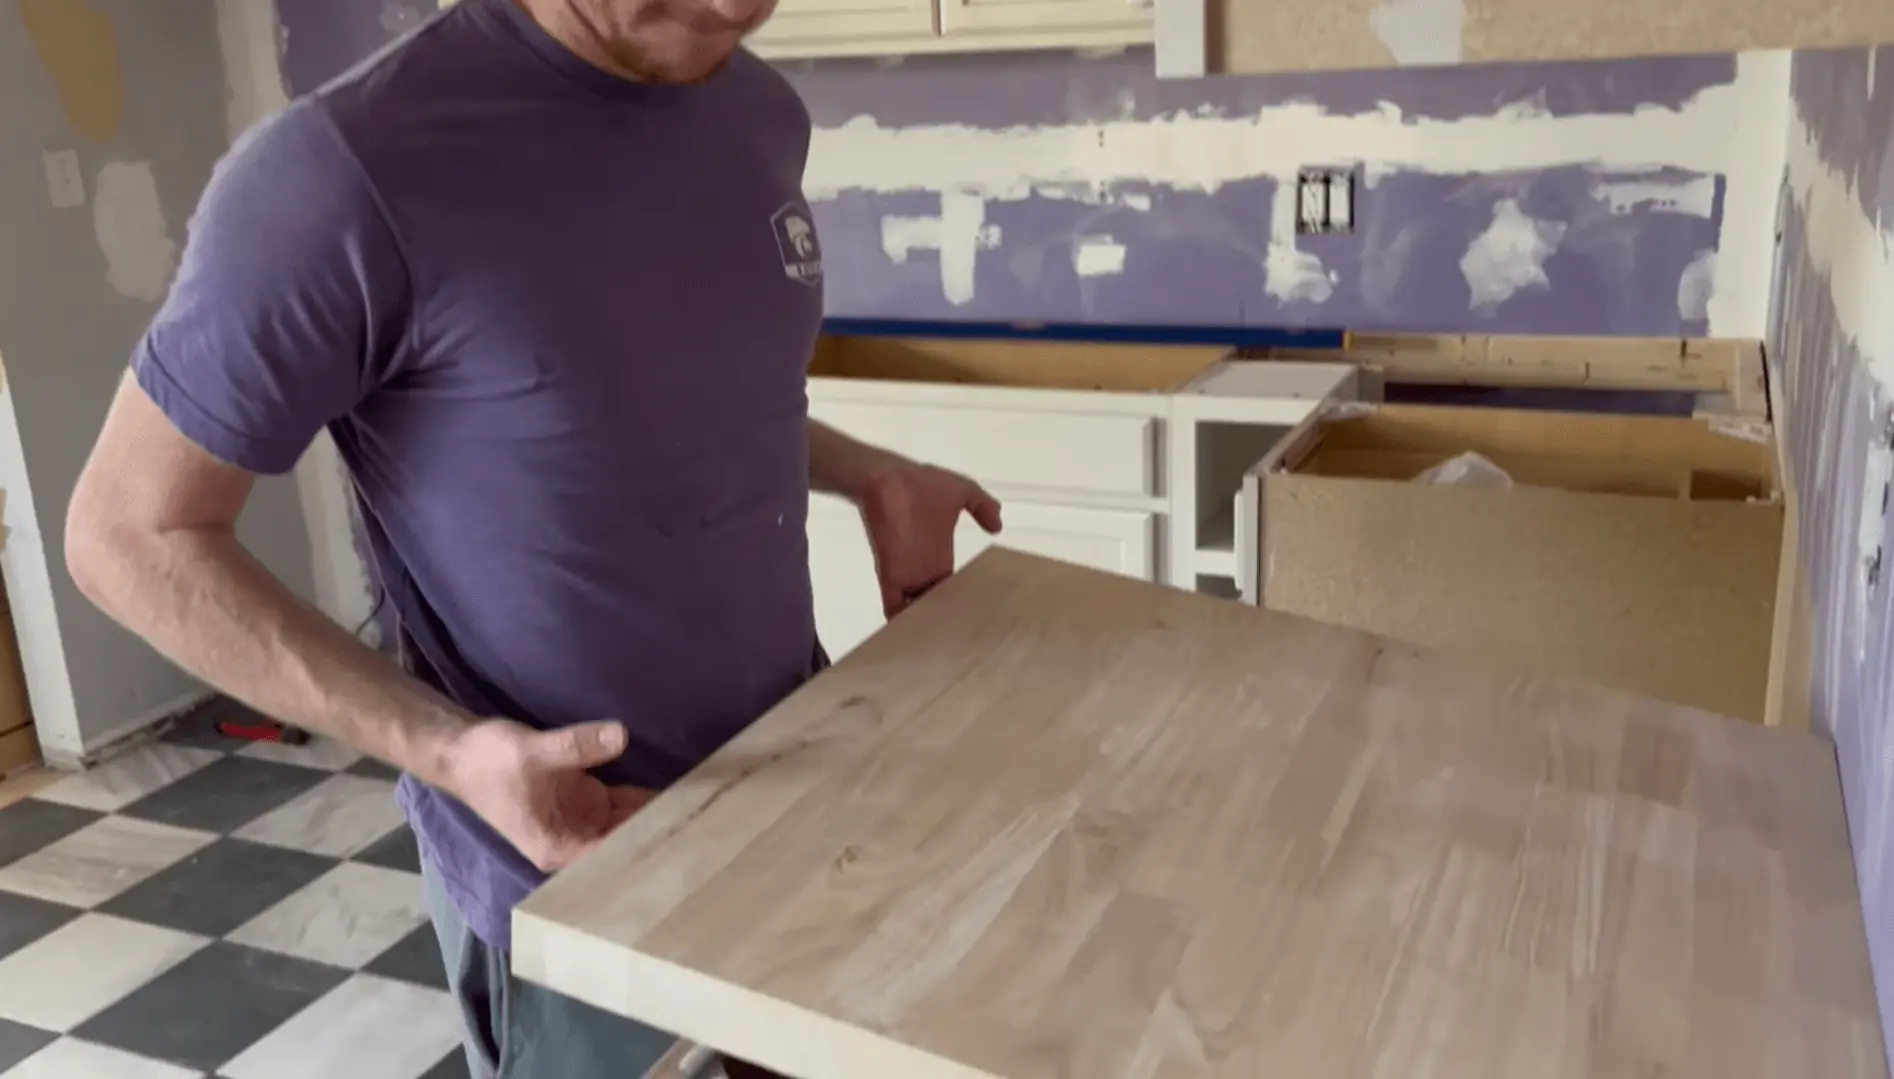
[1459,198,1566,312]
[1784,103,1894,395]
[93,162,177,303]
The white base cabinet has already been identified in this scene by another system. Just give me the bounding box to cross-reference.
[804,336,1355,661]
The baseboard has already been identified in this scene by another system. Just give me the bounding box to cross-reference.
[39,689,214,771]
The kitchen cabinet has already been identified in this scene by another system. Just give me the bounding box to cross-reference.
[747,0,1150,59]
[935,0,1151,40]
[1233,400,1793,726]
[804,334,1354,659]
[810,494,1157,657]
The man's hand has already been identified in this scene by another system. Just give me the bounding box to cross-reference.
[442,719,652,872]
[857,463,1003,617]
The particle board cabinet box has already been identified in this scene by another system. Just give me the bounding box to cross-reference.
[1239,404,1785,724]
[0,577,37,774]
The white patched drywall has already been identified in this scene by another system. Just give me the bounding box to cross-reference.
[93,161,179,303]
[807,50,1792,336]
[1458,197,1566,312]
[1784,101,1894,396]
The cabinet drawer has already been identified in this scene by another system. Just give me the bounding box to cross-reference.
[811,400,1158,498]
[808,496,1157,660]
[955,503,1156,579]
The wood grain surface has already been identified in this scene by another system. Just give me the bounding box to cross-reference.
[515,550,1886,1079]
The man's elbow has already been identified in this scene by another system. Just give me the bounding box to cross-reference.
[64,481,142,615]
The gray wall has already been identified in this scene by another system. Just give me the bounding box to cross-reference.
[1770,44,1894,1070]
[1,0,314,745]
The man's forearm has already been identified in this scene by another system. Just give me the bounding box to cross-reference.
[808,419,908,501]
[71,524,473,788]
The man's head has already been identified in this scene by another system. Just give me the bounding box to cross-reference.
[527,0,780,84]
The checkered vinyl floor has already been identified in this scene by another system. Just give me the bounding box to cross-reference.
[0,700,470,1079]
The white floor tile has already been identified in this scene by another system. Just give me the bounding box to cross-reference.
[32,745,221,813]
[227,863,427,969]
[218,973,462,1079]
[0,817,215,908]
[0,915,205,1032]
[233,774,403,857]
[237,737,362,771]
[0,1037,201,1079]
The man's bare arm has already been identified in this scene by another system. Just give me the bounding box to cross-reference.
[70,375,638,870]
[67,374,473,784]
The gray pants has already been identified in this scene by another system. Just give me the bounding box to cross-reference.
[422,858,677,1078]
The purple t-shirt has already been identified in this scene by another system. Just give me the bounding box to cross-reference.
[134,0,825,947]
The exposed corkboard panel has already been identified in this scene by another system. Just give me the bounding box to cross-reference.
[1212,0,1894,74]
[16,0,125,142]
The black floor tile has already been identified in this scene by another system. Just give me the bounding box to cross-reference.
[0,1017,57,1072]
[363,923,448,991]
[117,755,330,834]
[0,890,82,961]
[420,1048,473,1079]
[74,941,350,1072]
[98,838,337,937]
[345,757,402,781]
[0,800,103,868]
[352,825,421,874]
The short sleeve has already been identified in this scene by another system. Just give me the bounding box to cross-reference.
[133,100,411,476]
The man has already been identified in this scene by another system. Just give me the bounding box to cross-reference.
[64,0,1001,1075]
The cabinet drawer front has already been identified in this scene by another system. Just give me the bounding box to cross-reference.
[939,0,1152,35]
[812,401,1157,498]
[956,503,1156,579]
[807,497,1157,660]
[750,0,935,44]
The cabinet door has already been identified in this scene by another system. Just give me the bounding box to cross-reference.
[749,0,937,51]
[936,0,1150,40]
[807,495,886,662]
[809,497,1158,660]
[953,502,1156,579]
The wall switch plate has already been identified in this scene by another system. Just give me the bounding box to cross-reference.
[43,149,84,209]
[1295,167,1355,236]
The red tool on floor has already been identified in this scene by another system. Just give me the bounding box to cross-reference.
[214,717,310,745]
[175,694,312,745]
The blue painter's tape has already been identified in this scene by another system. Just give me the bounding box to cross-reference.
[821,318,1346,351]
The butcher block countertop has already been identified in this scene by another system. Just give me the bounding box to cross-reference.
[513,551,1886,1079]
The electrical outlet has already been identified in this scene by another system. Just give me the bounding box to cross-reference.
[1295,167,1356,236]
[43,149,84,209]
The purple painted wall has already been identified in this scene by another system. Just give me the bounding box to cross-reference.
[784,52,1733,333]
[1771,45,1894,1068]
[272,2,1741,336]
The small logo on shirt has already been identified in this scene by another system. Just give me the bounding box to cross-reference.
[771,203,823,286]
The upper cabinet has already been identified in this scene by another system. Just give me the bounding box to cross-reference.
[747,0,938,57]
[748,0,1150,59]
[751,0,1894,79]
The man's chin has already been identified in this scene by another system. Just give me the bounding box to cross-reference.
[617,36,743,84]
